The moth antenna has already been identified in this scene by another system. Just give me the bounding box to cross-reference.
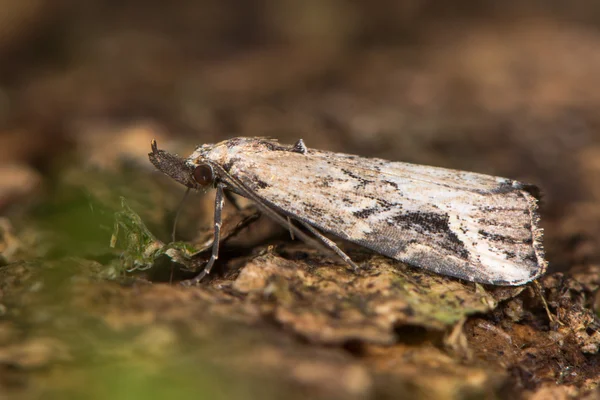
[172,187,191,242]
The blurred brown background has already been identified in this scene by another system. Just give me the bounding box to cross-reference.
[2,0,600,271]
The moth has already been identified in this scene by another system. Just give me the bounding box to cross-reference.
[149,137,547,286]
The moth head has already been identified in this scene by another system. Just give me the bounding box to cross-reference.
[149,140,215,189]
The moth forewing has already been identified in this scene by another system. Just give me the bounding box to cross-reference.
[150,137,547,286]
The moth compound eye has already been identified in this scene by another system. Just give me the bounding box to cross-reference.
[193,164,214,186]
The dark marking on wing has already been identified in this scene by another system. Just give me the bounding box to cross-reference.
[255,179,269,189]
[352,207,380,219]
[263,141,290,152]
[341,168,373,189]
[316,176,335,188]
[222,158,239,172]
[225,138,244,149]
[478,230,517,244]
[376,198,401,211]
[384,180,399,189]
[392,211,445,233]
[481,206,523,213]
[341,197,353,206]
[391,211,469,259]
[477,218,514,228]
[300,202,327,219]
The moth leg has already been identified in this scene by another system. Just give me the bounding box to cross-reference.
[190,182,226,284]
[224,189,242,211]
[286,216,295,240]
[297,220,360,272]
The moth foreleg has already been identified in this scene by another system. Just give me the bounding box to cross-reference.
[297,220,360,272]
[190,182,225,283]
[286,216,295,240]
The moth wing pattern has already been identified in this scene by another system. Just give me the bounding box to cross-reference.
[199,138,546,285]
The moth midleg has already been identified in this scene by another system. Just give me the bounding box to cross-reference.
[297,220,360,272]
[191,182,226,283]
[286,216,295,240]
[224,189,242,211]
[218,171,333,254]
[218,170,359,270]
